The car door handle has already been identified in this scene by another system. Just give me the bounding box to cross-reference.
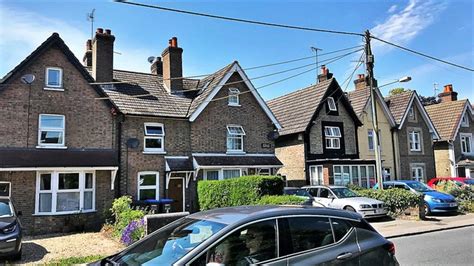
[336,252,353,260]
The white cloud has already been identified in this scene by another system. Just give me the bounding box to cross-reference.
[387,4,398,13]
[370,0,447,54]
[0,5,151,77]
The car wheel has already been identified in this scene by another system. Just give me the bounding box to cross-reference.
[344,206,356,212]
[12,248,22,261]
[424,203,431,216]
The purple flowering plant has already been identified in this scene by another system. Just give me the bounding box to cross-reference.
[121,218,146,246]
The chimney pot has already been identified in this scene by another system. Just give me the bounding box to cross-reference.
[358,74,365,80]
[438,84,457,102]
[171,37,178,48]
[105,29,111,35]
[444,84,453,93]
[97,28,104,34]
[86,39,92,50]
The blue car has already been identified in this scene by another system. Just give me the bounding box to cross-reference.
[373,180,458,215]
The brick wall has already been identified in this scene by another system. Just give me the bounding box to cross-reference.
[274,134,305,182]
[434,142,451,177]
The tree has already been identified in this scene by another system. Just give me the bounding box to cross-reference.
[419,95,440,106]
[389,88,406,96]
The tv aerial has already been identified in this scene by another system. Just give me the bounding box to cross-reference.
[87,8,96,40]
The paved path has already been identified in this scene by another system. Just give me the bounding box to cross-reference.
[392,226,474,265]
[370,213,474,238]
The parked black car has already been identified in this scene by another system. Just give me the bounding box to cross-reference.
[0,198,22,261]
[92,205,398,265]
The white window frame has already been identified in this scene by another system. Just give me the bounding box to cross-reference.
[409,131,421,151]
[226,125,246,153]
[411,166,424,182]
[143,123,165,153]
[38,114,65,148]
[222,168,242,179]
[309,165,324,185]
[408,106,415,120]
[324,126,341,149]
[461,114,469,127]
[327,97,337,111]
[35,171,96,215]
[204,169,220,181]
[228,88,240,106]
[460,133,472,154]
[137,171,160,201]
[368,129,375,151]
[45,67,63,90]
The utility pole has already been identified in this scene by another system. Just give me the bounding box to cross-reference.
[365,30,383,190]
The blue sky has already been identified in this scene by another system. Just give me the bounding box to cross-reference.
[1,0,473,100]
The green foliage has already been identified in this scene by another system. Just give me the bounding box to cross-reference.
[389,87,407,96]
[256,195,306,205]
[110,196,145,238]
[197,175,285,210]
[356,188,421,217]
[45,255,105,265]
[346,184,366,191]
[436,181,474,213]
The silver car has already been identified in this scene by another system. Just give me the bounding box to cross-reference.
[304,185,387,218]
[93,205,398,265]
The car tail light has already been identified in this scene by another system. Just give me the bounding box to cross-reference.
[383,241,396,255]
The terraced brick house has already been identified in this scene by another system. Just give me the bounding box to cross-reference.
[86,30,282,213]
[347,74,397,181]
[268,67,376,188]
[425,85,474,178]
[0,33,118,235]
[385,90,440,181]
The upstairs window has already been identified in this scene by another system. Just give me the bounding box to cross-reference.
[228,88,240,106]
[226,125,245,152]
[461,114,469,127]
[368,130,375,151]
[45,67,63,89]
[144,123,165,153]
[461,134,472,154]
[38,114,65,147]
[324,126,341,149]
[408,106,415,121]
[409,130,421,151]
[327,97,337,111]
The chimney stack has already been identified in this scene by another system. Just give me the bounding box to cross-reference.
[317,65,333,82]
[92,28,115,83]
[353,73,378,90]
[151,57,163,75]
[438,84,458,102]
[162,37,183,93]
[83,39,93,67]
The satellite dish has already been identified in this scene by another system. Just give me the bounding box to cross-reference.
[126,138,139,149]
[147,56,156,64]
[267,131,280,141]
[21,74,35,84]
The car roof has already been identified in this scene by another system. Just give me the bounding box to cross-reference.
[384,180,417,184]
[303,185,347,189]
[187,205,361,226]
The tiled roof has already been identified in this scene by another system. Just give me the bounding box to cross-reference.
[347,87,370,117]
[193,155,282,167]
[385,90,414,124]
[425,100,469,141]
[267,79,333,136]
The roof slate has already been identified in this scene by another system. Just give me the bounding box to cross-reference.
[194,155,283,167]
[385,90,414,124]
[347,87,371,117]
[266,79,333,136]
[425,100,469,141]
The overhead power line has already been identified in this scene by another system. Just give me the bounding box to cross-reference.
[114,0,473,72]
[114,0,363,37]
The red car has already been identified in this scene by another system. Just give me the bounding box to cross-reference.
[427,177,474,189]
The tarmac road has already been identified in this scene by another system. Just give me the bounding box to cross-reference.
[391,226,474,265]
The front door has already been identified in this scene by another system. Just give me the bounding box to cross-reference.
[168,178,184,212]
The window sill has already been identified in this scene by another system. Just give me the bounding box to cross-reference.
[33,210,96,216]
[226,151,246,155]
[143,151,167,155]
[44,87,64,91]
[228,104,241,107]
[36,145,67,149]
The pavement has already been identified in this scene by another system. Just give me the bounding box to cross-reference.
[370,213,474,239]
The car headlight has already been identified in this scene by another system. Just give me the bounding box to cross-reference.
[360,204,372,209]
[431,198,442,203]
[3,223,17,234]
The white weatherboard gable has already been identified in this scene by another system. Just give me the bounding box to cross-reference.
[188,62,281,129]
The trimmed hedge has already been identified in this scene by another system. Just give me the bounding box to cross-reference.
[197,175,284,210]
[256,195,306,205]
[356,188,421,217]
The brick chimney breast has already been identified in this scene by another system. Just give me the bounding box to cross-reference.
[83,39,93,67]
[354,74,367,90]
[162,37,183,93]
[317,65,333,82]
[438,84,458,102]
[92,28,115,82]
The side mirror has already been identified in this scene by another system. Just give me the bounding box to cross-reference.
[17,211,22,216]
[328,194,335,200]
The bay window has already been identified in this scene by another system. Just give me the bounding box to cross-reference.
[36,171,95,214]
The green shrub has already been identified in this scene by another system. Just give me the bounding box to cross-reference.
[256,195,306,205]
[346,184,366,191]
[197,175,284,210]
[110,196,145,238]
[356,188,421,217]
[437,183,474,213]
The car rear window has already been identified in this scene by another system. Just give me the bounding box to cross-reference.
[331,218,352,242]
[281,217,334,255]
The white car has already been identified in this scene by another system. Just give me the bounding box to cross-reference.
[303,185,387,218]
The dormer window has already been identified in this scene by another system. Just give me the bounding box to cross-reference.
[461,114,469,127]
[228,88,240,106]
[324,126,341,149]
[45,67,63,90]
[327,97,337,111]
[227,125,245,152]
[144,123,165,153]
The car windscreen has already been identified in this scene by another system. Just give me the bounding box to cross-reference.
[114,218,226,265]
[331,188,358,198]
[406,182,433,192]
[0,200,13,217]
